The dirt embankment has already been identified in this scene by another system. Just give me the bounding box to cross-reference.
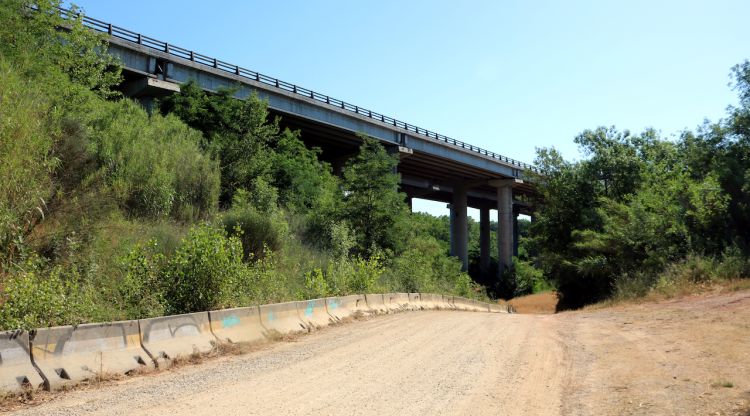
[6,290,750,415]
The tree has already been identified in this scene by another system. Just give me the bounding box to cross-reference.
[160,82,278,206]
[341,136,409,258]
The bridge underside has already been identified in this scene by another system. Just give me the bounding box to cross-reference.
[110,38,536,283]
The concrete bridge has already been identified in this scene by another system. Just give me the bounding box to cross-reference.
[69,10,537,278]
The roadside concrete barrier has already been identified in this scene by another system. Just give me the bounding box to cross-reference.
[474,300,491,312]
[326,295,368,321]
[365,293,389,313]
[298,298,332,329]
[420,293,441,309]
[418,293,434,309]
[454,297,474,311]
[0,330,44,393]
[31,321,152,390]
[441,295,456,309]
[489,303,509,313]
[139,312,216,366]
[209,306,264,345]
[408,293,423,310]
[384,293,410,311]
[259,301,306,337]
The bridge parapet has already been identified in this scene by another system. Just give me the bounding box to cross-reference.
[54,6,538,176]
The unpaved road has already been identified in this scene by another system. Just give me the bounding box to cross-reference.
[7,291,750,415]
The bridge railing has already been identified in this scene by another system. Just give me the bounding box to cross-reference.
[57,7,539,174]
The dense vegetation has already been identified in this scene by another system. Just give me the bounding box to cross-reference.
[1,1,748,328]
[528,62,750,308]
[0,1,481,330]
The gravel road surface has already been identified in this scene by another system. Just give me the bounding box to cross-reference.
[7,290,750,415]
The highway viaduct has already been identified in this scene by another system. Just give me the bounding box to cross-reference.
[72,11,538,280]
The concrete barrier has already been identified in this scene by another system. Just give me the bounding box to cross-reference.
[418,293,435,309]
[259,301,306,337]
[489,303,509,313]
[384,293,410,311]
[364,293,388,313]
[474,300,491,312]
[435,294,445,309]
[209,306,264,345]
[0,330,44,393]
[408,293,423,310]
[326,295,368,321]
[297,298,332,329]
[453,297,474,311]
[139,312,216,366]
[31,321,152,390]
[441,295,456,309]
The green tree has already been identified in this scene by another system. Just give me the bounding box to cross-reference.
[341,136,409,258]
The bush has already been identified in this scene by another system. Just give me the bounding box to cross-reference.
[88,100,219,220]
[385,235,477,296]
[117,240,167,318]
[164,224,246,313]
[324,255,383,295]
[0,267,91,330]
[512,258,549,297]
[0,59,57,269]
[222,187,288,261]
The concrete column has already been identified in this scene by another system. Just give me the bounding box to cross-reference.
[450,186,469,271]
[496,184,513,273]
[479,207,491,276]
[513,208,519,257]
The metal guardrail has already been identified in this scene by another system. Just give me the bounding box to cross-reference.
[57,7,538,173]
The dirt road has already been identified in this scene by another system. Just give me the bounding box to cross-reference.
[8,291,750,415]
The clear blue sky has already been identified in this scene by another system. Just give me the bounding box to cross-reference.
[67,0,750,218]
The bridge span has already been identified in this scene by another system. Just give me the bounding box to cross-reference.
[69,10,538,278]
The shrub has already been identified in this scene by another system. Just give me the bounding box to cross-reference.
[222,187,288,261]
[88,101,220,220]
[0,267,91,330]
[385,235,475,296]
[164,224,246,313]
[324,255,383,295]
[0,59,57,269]
[303,268,330,299]
[512,258,548,297]
[117,240,167,318]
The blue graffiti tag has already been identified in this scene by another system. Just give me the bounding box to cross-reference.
[305,301,314,317]
[222,315,241,328]
[329,299,339,309]
[268,310,275,321]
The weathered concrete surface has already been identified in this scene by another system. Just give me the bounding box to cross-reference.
[208,306,264,345]
[364,293,388,314]
[325,295,368,321]
[383,293,410,311]
[258,301,306,336]
[296,298,331,330]
[32,321,152,390]
[0,331,44,393]
[139,313,215,366]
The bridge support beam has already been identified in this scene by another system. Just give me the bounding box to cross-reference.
[513,206,520,257]
[450,186,469,271]
[489,179,522,275]
[497,184,513,273]
[479,207,491,276]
